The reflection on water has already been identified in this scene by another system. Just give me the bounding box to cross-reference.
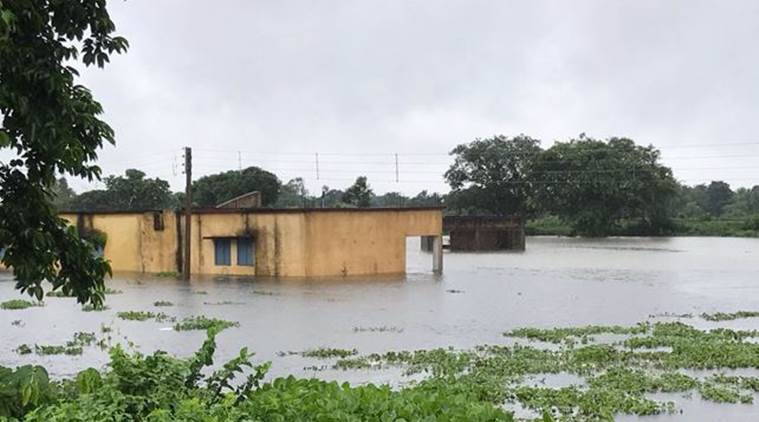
[1,236,758,420]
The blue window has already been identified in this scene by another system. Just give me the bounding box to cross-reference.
[214,239,231,266]
[93,244,104,258]
[237,238,255,266]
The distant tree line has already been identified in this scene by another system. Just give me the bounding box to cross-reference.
[53,134,759,237]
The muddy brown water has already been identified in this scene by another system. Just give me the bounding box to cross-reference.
[2,236,759,420]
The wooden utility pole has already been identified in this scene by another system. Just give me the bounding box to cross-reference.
[182,147,192,280]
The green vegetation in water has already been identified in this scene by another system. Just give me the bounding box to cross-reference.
[82,304,109,312]
[1,299,41,310]
[701,310,759,321]
[322,320,759,419]
[154,271,179,278]
[302,348,359,359]
[649,312,693,319]
[0,330,510,421]
[104,288,123,295]
[11,320,23,327]
[117,311,175,323]
[173,316,238,332]
[353,326,404,333]
[193,290,208,295]
[153,300,174,307]
[504,323,649,344]
[16,332,97,357]
[251,290,277,296]
[204,300,245,305]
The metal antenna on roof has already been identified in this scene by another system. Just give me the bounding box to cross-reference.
[395,153,399,183]
[315,152,320,181]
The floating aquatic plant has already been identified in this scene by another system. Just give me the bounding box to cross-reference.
[1,299,41,310]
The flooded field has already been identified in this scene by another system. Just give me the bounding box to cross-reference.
[2,236,759,420]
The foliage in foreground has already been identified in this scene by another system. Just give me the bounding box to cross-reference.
[0,0,125,306]
[1,330,512,421]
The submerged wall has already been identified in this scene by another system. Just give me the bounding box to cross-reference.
[60,207,442,277]
[60,211,178,273]
[444,215,525,251]
[185,208,442,277]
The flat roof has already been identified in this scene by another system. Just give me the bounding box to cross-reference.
[60,206,444,215]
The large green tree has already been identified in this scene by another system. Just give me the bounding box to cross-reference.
[342,176,374,207]
[192,167,280,207]
[274,177,308,207]
[51,177,77,209]
[67,169,176,211]
[700,181,734,217]
[445,135,542,215]
[533,136,677,236]
[0,1,128,305]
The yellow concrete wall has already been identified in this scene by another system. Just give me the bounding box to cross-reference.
[60,211,177,273]
[61,208,441,277]
[187,208,442,277]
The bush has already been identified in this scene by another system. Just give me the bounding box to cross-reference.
[7,330,513,421]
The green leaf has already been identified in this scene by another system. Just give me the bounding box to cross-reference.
[0,131,9,147]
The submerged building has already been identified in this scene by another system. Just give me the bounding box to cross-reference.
[60,207,444,277]
[443,215,525,251]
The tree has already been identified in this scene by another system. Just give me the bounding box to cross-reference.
[51,178,77,209]
[319,185,344,207]
[724,186,759,218]
[701,181,734,217]
[445,135,542,215]
[192,167,280,207]
[275,177,308,207]
[408,190,445,207]
[342,176,374,207]
[533,136,677,236]
[373,192,407,207]
[67,169,176,211]
[0,1,128,305]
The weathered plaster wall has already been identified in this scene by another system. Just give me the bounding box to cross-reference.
[60,208,441,277]
[60,211,177,273]
[187,208,442,277]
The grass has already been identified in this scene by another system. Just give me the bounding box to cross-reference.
[1,299,41,310]
[153,300,174,307]
[172,315,238,331]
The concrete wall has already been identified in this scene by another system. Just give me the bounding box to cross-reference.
[60,208,442,277]
[186,208,442,277]
[60,211,178,273]
[444,215,525,251]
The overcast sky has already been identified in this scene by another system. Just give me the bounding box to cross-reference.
[70,0,759,195]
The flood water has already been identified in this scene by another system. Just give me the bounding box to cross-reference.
[2,236,759,420]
